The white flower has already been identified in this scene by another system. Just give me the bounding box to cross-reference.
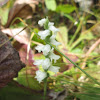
[49,48,60,63]
[38,18,46,26]
[49,25,59,33]
[50,34,61,46]
[42,44,51,56]
[42,58,51,70]
[48,22,54,27]
[34,59,43,66]
[35,70,47,83]
[49,66,60,74]
[38,30,50,40]
[34,58,51,70]
[35,44,51,56]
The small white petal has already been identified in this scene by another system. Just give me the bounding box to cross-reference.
[35,45,44,53]
[42,58,51,70]
[49,48,60,63]
[49,66,60,74]
[50,35,61,46]
[35,44,51,56]
[42,44,51,56]
[48,22,54,27]
[34,59,43,66]
[38,18,46,26]
[49,26,59,33]
[35,70,47,83]
[38,30,50,40]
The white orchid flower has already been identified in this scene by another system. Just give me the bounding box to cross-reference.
[35,44,51,56]
[38,30,50,40]
[50,34,61,46]
[34,58,51,70]
[49,48,60,63]
[35,45,44,53]
[34,59,43,66]
[49,66,60,74]
[48,22,54,27]
[49,25,59,34]
[38,18,46,26]
[35,70,47,83]
[42,58,51,70]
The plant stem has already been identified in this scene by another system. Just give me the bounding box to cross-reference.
[43,77,48,100]
[48,43,100,86]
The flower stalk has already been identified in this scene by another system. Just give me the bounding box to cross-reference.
[43,77,48,100]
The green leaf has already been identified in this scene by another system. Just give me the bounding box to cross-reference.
[45,0,57,11]
[56,4,76,14]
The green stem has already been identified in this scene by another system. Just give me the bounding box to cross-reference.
[48,43,100,86]
[43,77,48,100]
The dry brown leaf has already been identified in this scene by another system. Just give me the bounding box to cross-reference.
[2,28,30,44]
[5,0,40,28]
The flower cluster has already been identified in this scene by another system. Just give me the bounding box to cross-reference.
[34,18,61,83]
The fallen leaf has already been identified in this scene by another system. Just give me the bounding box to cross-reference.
[2,28,30,45]
[5,0,39,27]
